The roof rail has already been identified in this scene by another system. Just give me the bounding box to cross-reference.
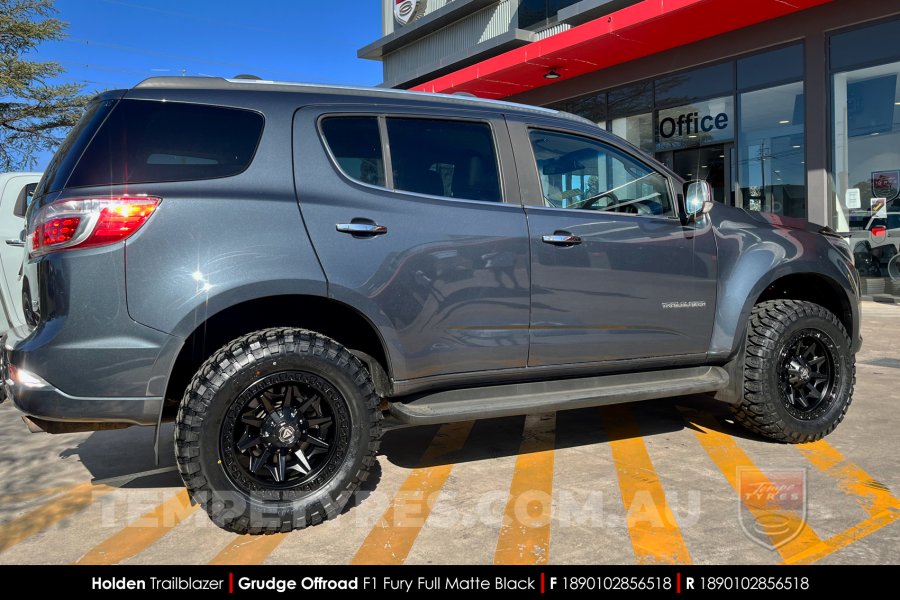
[132,76,596,126]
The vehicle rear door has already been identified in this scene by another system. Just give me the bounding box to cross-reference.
[293,105,530,384]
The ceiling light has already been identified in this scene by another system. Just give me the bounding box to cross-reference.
[544,69,561,80]
[701,165,708,168]
[779,120,790,124]
[792,145,801,149]
[895,101,900,105]
[719,154,725,158]
[686,173,693,177]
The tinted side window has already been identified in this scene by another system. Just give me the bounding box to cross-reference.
[387,118,502,202]
[320,117,385,187]
[39,97,117,195]
[529,129,674,217]
[67,100,264,187]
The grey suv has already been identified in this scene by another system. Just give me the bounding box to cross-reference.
[1,78,861,534]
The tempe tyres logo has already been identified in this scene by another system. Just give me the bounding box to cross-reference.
[737,467,807,550]
[394,0,427,26]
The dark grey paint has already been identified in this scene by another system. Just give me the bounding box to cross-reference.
[294,105,530,379]
[506,118,717,365]
[7,77,860,428]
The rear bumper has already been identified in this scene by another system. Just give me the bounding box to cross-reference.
[1,328,162,426]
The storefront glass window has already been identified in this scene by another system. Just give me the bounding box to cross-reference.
[519,0,581,30]
[832,60,900,293]
[611,113,653,154]
[608,81,653,118]
[738,81,806,217]
[737,45,803,91]
[655,63,733,108]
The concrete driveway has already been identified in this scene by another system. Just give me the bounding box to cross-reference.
[1,302,898,565]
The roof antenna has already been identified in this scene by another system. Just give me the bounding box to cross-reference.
[233,74,262,80]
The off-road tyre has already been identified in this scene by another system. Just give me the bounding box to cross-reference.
[732,300,855,443]
[175,328,381,534]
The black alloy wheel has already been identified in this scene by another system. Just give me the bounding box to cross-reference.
[221,374,341,490]
[777,331,836,419]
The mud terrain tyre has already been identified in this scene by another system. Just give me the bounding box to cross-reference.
[175,328,381,534]
[732,300,855,443]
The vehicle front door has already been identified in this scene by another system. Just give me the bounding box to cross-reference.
[294,106,530,385]
[508,118,717,368]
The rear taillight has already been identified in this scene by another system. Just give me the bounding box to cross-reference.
[871,226,887,238]
[29,197,160,257]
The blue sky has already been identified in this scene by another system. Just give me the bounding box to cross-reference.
[29,0,384,167]
[44,0,384,90]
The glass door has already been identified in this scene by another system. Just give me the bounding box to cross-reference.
[659,144,734,205]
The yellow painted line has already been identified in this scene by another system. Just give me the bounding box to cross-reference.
[782,508,899,565]
[210,533,289,565]
[352,421,474,565]
[679,408,824,560]
[0,483,115,553]
[795,439,900,517]
[602,405,691,564]
[75,489,198,564]
[781,440,900,565]
[494,413,555,565]
[0,484,72,504]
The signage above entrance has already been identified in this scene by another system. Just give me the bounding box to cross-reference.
[394,0,427,26]
[656,97,734,151]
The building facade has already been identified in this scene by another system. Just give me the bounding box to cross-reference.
[363,0,900,294]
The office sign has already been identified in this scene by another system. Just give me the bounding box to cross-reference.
[656,97,734,151]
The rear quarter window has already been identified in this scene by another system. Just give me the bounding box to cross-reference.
[66,100,264,187]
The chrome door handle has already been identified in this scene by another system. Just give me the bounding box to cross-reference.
[336,223,388,236]
[542,233,582,246]
[5,239,24,247]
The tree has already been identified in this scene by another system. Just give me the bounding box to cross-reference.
[1,0,91,171]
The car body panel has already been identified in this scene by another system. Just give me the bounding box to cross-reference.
[293,105,530,381]
[2,77,861,428]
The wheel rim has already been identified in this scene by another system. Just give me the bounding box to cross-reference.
[220,371,344,490]
[777,330,837,418]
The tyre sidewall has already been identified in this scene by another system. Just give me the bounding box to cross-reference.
[193,339,373,530]
[763,311,853,436]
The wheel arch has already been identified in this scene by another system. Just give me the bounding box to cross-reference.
[710,265,858,361]
[161,294,394,420]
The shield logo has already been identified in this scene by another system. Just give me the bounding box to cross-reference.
[737,467,807,551]
[394,0,427,26]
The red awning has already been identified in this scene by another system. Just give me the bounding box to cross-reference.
[411,0,832,99]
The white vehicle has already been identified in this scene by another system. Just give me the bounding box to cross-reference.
[0,172,41,332]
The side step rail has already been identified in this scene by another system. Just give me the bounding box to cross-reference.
[389,366,729,425]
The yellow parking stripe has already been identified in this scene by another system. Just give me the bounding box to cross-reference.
[352,421,474,565]
[602,405,691,564]
[75,489,198,564]
[679,408,824,560]
[0,483,114,553]
[782,440,900,565]
[210,533,289,565]
[494,413,555,565]
[795,440,900,518]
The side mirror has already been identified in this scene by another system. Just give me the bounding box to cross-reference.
[685,180,714,220]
